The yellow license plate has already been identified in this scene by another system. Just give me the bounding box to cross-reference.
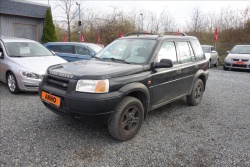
[41,91,61,107]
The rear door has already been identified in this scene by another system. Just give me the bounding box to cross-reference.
[150,40,182,108]
[176,41,198,95]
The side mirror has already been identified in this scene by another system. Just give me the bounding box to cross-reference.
[154,59,173,68]
[227,50,231,54]
[211,50,216,53]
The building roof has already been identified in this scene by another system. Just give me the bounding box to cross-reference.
[0,0,49,19]
[0,36,37,43]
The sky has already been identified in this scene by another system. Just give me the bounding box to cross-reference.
[26,0,250,30]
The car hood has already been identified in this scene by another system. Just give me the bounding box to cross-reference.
[48,60,144,80]
[227,53,250,60]
[12,56,67,75]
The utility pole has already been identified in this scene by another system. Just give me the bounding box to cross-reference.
[140,13,143,32]
[76,2,81,42]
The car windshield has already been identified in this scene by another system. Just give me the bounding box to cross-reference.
[5,42,54,57]
[96,39,157,64]
[201,46,210,53]
[88,44,103,53]
[231,45,250,54]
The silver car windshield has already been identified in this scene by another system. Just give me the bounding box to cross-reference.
[96,39,156,64]
[231,45,250,54]
[5,42,54,57]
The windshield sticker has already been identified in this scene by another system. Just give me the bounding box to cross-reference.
[20,47,30,54]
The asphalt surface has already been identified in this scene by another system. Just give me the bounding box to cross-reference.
[0,67,250,166]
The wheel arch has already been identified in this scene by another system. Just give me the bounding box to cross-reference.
[188,70,207,95]
[5,70,15,82]
[118,82,150,118]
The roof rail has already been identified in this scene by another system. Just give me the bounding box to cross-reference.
[124,32,155,37]
[159,32,186,37]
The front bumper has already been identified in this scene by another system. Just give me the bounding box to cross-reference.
[224,61,250,70]
[39,79,124,124]
[17,76,42,92]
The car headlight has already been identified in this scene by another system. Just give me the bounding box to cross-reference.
[20,71,39,79]
[225,57,232,62]
[76,79,109,93]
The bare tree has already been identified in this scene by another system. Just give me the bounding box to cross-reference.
[54,0,82,41]
[187,7,209,33]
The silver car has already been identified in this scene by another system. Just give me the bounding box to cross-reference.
[224,45,250,71]
[0,37,67,94]
[201,45,219,68]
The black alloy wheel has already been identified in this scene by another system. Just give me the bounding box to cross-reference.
[187,79,204,106]
[108,96,144,141]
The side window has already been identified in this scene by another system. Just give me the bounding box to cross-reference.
[188,42,196,60]
[191,39,205,60]
[57,45,75,54]
[46,45,55,51]
[76,46,90,55]
[211,47,215,51]
[156,41,177,64]
[177,41,192,63]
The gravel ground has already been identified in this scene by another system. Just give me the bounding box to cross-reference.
[0,67,250,166]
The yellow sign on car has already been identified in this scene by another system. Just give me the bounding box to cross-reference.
[41,91,61,107]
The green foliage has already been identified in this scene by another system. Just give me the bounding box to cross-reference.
[41,8,57,43]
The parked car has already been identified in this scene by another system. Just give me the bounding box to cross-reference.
[39,32,209,141]
[224,45,250,70]
[201,45,219,68]
[44,42,103,62]
[0,37,67,94]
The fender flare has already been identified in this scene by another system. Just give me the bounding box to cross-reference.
[188,70,207,95]
[118,82,150,113]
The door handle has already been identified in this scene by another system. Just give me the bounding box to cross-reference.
[177,69,181,73]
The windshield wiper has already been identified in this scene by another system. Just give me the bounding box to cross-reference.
[10,55,22,57]
[92,55,103,61]
[103,57,130,64]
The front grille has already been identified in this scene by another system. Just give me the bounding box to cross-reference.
[47,75,70,90]
[226,63,231,66]
[233,59,249,62]
[232,64,247,68]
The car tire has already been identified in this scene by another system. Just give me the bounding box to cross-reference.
[223,65,229,71]
[214,59,219,67]
[7,72,20,94]
[108,96,144,141]
[187,79,204,106]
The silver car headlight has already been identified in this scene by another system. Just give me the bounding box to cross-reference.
[225,57,232,62]
[20,71,39,79]
[76,79,109,93]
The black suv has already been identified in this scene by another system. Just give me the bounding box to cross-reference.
[39,32,209,141]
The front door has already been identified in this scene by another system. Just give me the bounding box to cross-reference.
[150,41,182,108]
[0,42,5,82]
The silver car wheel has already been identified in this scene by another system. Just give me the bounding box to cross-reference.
[8,74,16,92]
